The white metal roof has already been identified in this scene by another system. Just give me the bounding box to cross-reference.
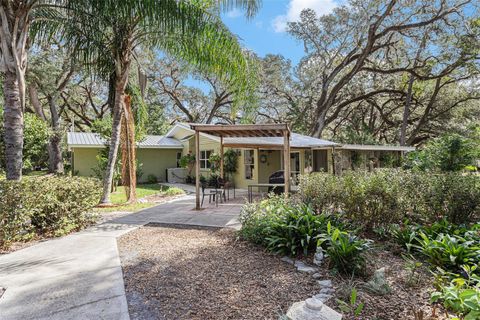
[223,133,338,148]
[336,144,415,152]
[167,123,337,148]
[67,132,183,149]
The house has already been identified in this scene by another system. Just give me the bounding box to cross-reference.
[67,123,415,187]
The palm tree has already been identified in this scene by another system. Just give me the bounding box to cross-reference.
[63,0,261,204]
[0,1,41,180]
[0,1,68,180]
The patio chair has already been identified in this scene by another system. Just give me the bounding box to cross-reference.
[216,177,229,202]
[201,183,223,207]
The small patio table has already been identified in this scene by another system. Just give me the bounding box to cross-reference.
[247,183,285,202]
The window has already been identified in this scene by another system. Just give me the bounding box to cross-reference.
[176,152,182,168]
[244,150,255,180]
[200,150,213,169]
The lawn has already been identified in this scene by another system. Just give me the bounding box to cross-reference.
[96,184,185,213]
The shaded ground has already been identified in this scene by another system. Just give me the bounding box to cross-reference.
[333,244,451,320]
[118,225,319,320]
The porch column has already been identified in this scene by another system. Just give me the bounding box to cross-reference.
[331,146,336,175]
[220,136,224,179]
[283,129,290,197]
[195,129,200,210]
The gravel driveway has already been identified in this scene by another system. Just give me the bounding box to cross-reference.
[118,224,319,320]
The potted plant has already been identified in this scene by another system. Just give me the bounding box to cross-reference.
[208,153,221,174]
[223,149,238,182]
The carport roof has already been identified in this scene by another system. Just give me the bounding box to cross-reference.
[186,123,338,148]
[223,133,338,148]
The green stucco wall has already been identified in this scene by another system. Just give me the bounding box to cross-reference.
[137,148,181,182]
[72,147,182,182]
[72,148,99,178]
[258,150,282,183]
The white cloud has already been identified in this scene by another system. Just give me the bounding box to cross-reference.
[226,8,243,18]
[272,0,338,33]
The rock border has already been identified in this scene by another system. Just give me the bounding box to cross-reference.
[281,256,343,320]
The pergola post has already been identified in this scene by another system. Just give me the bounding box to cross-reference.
[195,129,200,210]
[220,136,224,179]
[283,129,290,197]
[331,146,336,175]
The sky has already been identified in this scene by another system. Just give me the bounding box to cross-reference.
[186,0,341,90]
[222,0,341,64]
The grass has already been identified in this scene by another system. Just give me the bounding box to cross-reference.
[96,184,185,213]
[110,183,168,204]
[0,170,48,180]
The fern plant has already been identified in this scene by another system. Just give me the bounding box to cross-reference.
[318,222,371,275]
[265,204,327,256]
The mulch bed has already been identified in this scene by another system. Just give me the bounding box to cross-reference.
[117,225,319,320]
[119,226,455,320]
[333,244,452,320]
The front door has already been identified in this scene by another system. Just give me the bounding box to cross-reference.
[280,151,301,184]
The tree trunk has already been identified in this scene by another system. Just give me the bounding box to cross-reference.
[400,74,415,146]
[400,33,428,146]
[120,95,136,203]
[47,96,64,173]
[311,107,328,138]
[3,71,24,180]
[99,70,129,204]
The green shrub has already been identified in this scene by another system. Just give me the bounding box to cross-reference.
[341,170,403,231]
[0,176,101,248]
[146,174,158,184]
[318,222,371,275]
[431,266,480,319]
[0,180,35,246]
[404,133,479,172]
[298,173,342,214]
[415,232,480,273]
[265,203,328,256]
[299,170,480,230]
[163,187,184,196]
[389,222,420,252]
[239,195,291,245]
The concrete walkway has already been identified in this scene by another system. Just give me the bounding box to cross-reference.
[0,194,244,320]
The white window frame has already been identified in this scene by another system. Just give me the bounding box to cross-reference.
[244,149,255,180]
[200,150,213,169]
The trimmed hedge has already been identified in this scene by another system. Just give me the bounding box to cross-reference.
[299,170,480,231]
[0,176,101,248]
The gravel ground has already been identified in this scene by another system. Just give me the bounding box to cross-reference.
[118,225,319,320]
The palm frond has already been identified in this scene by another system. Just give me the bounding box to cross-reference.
[46,0,260,112]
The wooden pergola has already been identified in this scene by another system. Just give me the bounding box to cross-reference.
[190,123,291,210]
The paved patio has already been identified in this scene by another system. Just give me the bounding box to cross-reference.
[0,191,248,320]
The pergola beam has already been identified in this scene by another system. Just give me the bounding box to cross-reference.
[192,123,291,210]
[190,123,288,138]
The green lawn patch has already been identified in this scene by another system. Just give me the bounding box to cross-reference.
[96,184,185,213]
